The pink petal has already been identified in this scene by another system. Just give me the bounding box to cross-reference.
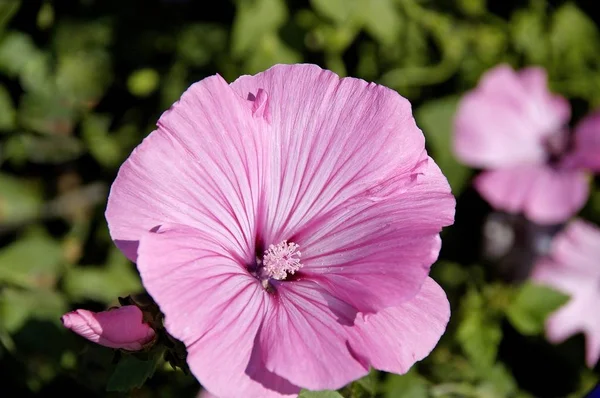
[566,111,600,171]
[229,64,431,248]
[293,157,453,313]
[475,165,589,225]
[549,219,600,276]
[258,280,368,390]
[61,306,155,351]
[532,263,600,367]
[346,277,449,374]
[136,224,299,397]
[530,220,600,367]
[106,74,264,261]
[453,65,570,169]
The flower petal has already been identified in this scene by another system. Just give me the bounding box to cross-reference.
[258,280,368,390]
[532,261,600,368]
[566,111,600,171]
[549,219,600,276]
[346,277,449,374]
[453,65,570,169]
[475,165,588,225]
[294,158,454,313]
[230,64,428,246]
[137,224,298,397]
[106,74,264,261]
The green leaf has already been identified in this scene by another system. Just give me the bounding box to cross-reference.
[177,23,227,67]
[0,84,16,131]
[63,247,142,303]
[510,9,548,64]
[0,0,20,31]
[298,390,344,398]
[0,174,43,226]
[127,68,160,97]
[550,4,600,73]
[5,134,84,164]
[18,91,76,135]
[55,51,113,108]
[244,34,301,75]
[475,363,519,397]
[0,31,40,77]
[355,368,378,395]
[415,96,471,196]
[106,349,163,392]
[382,370,428,398]
[457,0,486,16]
[0,228,63,289]
[231,0,287,57]
[456,288,502,368]
[506,282,570,335]
[36,1,54,30]
[81,114,123,168]
[310,0,355,24]
[360,0,402,45]
[0,287,67,333]
[53,19,113,54]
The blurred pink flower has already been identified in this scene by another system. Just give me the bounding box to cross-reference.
[106,64,455,397]
[531,219,600,367]
[61,305,155,351]
[453,64,600,224]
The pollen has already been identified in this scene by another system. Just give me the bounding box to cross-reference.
[263,240,303,280]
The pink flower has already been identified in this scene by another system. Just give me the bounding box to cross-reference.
[453,64,600,224]
[531,219,600,367]
[106,64,455,397]
[61,305,156,351]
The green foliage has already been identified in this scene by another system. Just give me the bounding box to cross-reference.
[382,370,428,398]
[506,282,570,336]
[299,390,344,398]
[0,84,16,131]
[107,349,164,392]
[456,287,503,369]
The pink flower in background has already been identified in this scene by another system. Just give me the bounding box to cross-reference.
[106,64,455,397]
[61,305,155,351]
[531,219,600,367]
[453,64,600,224]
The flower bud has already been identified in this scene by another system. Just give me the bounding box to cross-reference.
[61,305,156,351]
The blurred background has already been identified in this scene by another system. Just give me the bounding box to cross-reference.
[0,0,599,397]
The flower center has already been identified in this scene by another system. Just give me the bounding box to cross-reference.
[262,240,303,280]
[542,128,571,166]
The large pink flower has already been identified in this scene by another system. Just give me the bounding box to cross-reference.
[106,64,455,397]
[531,219,600,367]
[453,64,600,224]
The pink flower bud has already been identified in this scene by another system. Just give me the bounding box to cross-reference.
[61,305,155,351]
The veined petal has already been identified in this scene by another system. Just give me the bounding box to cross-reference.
[106,74,265,262]
[293,158,454,312]
[136,224,298,397]
[346,277,449,374]
[230,64,429,247]
[258,280,368,390]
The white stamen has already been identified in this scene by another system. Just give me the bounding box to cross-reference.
[263,240,303,280]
